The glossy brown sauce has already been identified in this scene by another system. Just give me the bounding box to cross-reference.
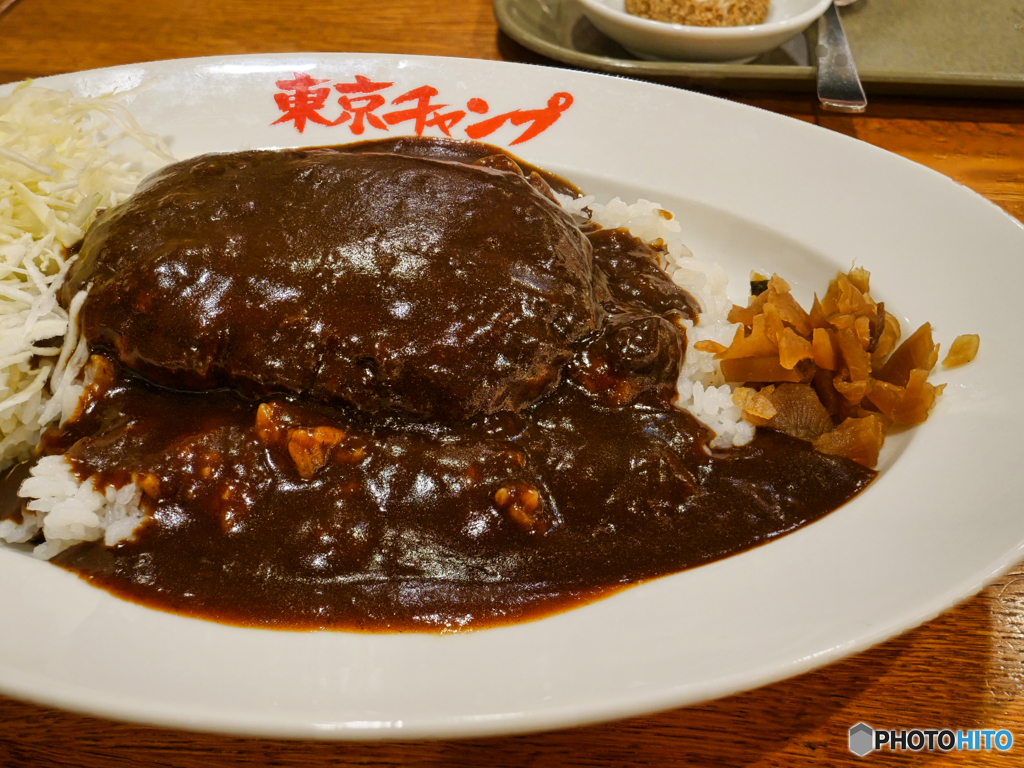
[5,139,876,631]
[63,139,602,421]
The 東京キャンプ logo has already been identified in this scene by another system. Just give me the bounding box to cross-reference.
[849,723,1014,756]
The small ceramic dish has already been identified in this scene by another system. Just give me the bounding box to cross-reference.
[575,0,832,62]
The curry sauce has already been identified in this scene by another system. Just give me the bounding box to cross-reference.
[6,139,875,631]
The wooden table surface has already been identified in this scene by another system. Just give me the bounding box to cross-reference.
[1,0,1022,765]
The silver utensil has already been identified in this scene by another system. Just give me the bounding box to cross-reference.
[816,0,867,113]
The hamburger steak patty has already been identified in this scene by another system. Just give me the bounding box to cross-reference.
[64,149,600,421]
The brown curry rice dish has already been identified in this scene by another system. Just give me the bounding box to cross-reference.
[1,135,977,633]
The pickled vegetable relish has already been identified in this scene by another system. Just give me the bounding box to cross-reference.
[695,268,979,467]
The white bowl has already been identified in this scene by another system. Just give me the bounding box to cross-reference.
[576,0,832,62]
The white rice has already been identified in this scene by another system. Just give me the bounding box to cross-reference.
[561,193,754,448]
[1,455,145,559]
[0,84,171,557]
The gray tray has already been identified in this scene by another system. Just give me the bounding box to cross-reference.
[495,0,1024,98]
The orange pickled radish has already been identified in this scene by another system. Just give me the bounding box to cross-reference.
[875,323,938,386]
[769,290,813,337]
[833,371,872,404]
[942,334,980,367]
[846,265,871,295]
[812,327,838,370]
[872,311,901,361]
[718,315,778,359]
[720,356,806,383]
[854,315,873,350]
[733,386,777,424]
[714,265,973,468]
[835,327,872,382]
[809,295,830,330]
[813,414,887,468]
[866,368,940,424]
[778,327,813,370]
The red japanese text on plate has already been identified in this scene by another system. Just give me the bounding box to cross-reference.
[272,72,573,146]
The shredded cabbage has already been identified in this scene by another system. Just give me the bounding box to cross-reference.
[0,83,174,469]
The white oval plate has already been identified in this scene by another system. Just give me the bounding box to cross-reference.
[1,54,1022,740]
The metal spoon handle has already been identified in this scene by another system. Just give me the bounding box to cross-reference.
[816,3,867,113]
